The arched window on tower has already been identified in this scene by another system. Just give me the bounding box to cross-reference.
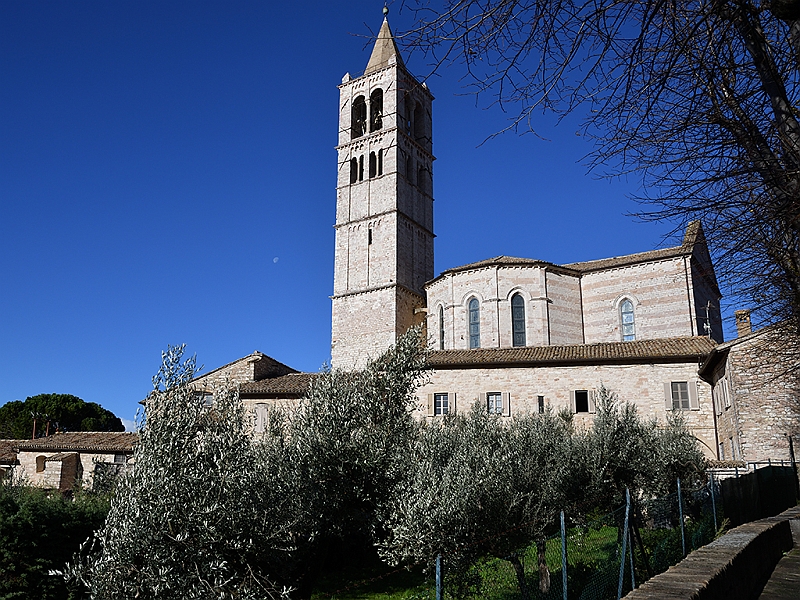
[439,305,445,350]
[369,152,377,178]
[349,158,358,184]
[369,89,383,132]
[351,96,366,139]
[417,165,426,193]
[620,299,635,341]
[406,155,414,184]
[377,149,383,176]
[358,155,364,181]
[511,293,526,347]
[468,298,480,349]
[414,101,424,142]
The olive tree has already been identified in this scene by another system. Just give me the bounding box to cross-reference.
[379,403,581,599]
[64,345,291,600]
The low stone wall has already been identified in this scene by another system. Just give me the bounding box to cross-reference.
[624,505,800,600]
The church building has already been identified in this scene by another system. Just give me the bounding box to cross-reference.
[192,16,799,465]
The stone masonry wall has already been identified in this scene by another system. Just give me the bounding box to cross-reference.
[725,333,800,462]
[581,257,695,343]
[416,361,717,457]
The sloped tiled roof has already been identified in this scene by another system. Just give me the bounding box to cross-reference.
[0,440,19,464]
[239,372,318,397]
[15,432,138,453]
[428,336,716,368]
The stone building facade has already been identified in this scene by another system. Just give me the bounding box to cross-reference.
[14,432,137,492]
[700,320,800,462]
[191,15,797,464]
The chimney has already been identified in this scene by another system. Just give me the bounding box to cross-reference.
[734,309,752,337]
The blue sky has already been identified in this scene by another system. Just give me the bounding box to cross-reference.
[0,1,728,427]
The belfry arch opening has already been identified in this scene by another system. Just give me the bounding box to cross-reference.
[351,96,367,139]
[369,89,383,132]
[414,101,424,142]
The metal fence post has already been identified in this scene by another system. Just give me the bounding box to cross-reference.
[710,472,718,532]
[617,488,631,600]
[677,477,686,557]
[436,553,443,600]
[561,510,567,600]
[628,526,636,591]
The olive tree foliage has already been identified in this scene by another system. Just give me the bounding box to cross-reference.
[255,328,430,596]
[585,386,707,509]
[401,0,800,334]
[379,403,583,599]
[64,345,291,600]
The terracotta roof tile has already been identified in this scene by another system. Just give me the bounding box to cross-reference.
[0,440,19,464]
[15,432,138,453]
[427,336,716,368]
[239,372,317,397]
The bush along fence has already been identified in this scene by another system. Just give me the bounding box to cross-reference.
[428,478,724,600]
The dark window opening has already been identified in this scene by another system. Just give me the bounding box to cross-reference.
[468,298,480,349]
[406,156,414,183]
[349,158,358,184]
[369,152,377,178]
[358,155,364,181]
[368,228,373,245]
[414,101,424,141]
[377,149,383,176]
[439,305,445,350]
[417,165,426,193]
[512,293,526,347]
[537,395,545,414]
[369,89,383,132]
[351,96,366,139]
[575,390,589,413]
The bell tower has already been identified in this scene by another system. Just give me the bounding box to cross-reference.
[331,15,435,369]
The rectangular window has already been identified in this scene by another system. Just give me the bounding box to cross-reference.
[664,381,699,411]
[113,453,126,464]
[575,390,589,413]
[537,395,545,414]
[254,404,268,434]
[671,382,690,410]
[487,392,502,414]
[434,392,449,416]
[719,442,725,460]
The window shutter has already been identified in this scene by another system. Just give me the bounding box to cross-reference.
[502,392,511,417]
[588,390,596,414]
[449,392,457,414]
[689,381,699,410]
[427,393,434,417]
[664,382,673,410]
[569,390,576,414]
[712,388,721,416]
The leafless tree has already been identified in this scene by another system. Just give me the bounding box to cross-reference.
[399,0,800,336]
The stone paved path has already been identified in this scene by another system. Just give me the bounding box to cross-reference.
[757,548,800,600]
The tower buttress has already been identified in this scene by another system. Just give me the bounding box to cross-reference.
[331,17,435,369]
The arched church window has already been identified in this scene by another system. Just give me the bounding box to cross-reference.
[414,101,424,142]
[468,298,480,349]
[369,152,377,178]
[358,155,364,181]
[377,149,383,176]
[369,89,383,132]
[349,158,358,184]
[620,299,635,341]
[439,305,445,350]
[417,165,426,193]
[406,155,414,184]
[511,293,526,347]
[351,96,367,139]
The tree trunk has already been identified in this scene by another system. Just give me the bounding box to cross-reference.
[508,553,531,600]
[537,539,550,593]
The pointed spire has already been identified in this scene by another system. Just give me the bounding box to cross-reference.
[364,17,405,75]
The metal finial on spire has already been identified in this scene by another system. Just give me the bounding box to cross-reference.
[383,5,389,16]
